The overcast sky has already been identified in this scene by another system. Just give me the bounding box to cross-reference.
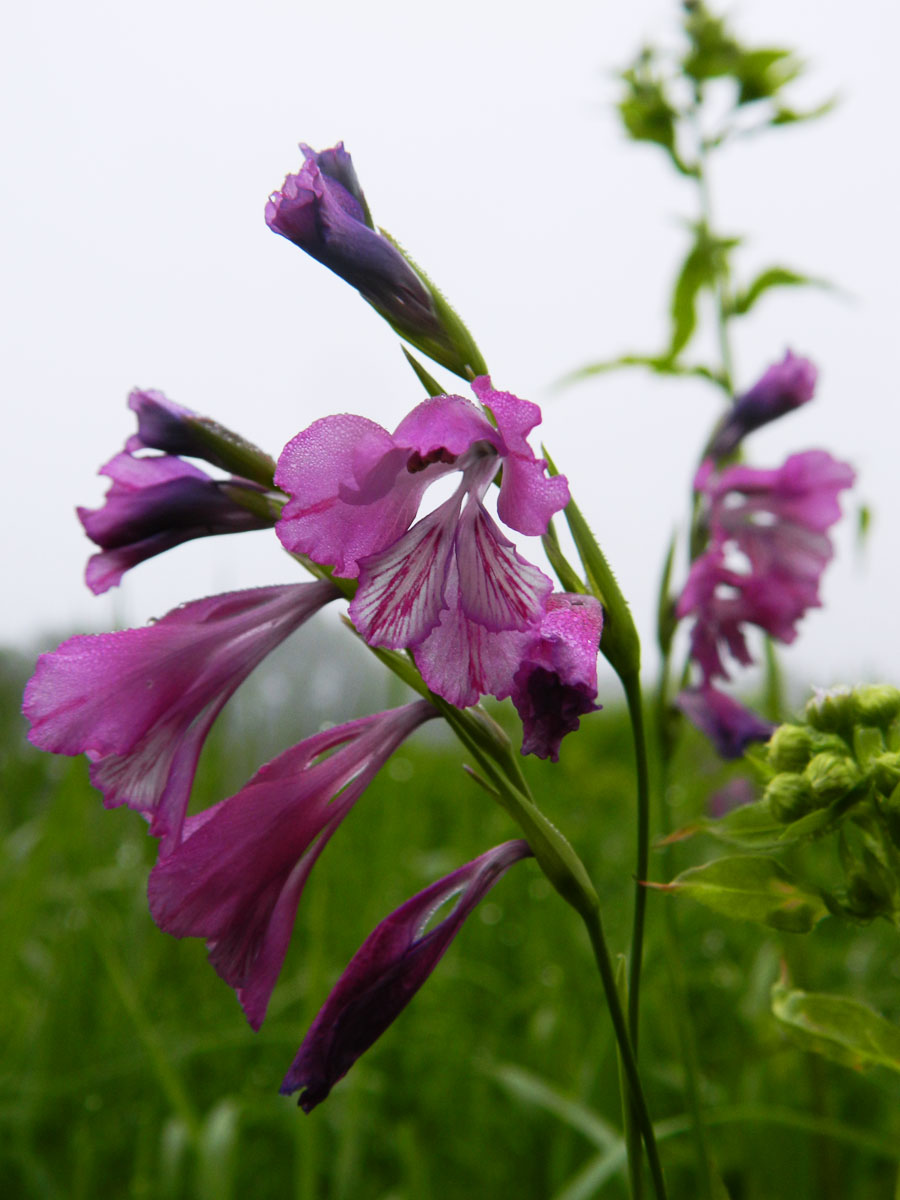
[4,0,898,695]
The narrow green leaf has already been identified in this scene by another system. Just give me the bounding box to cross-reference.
[771,96,839,126]
[668,225,739,360]
[655,531,678,657]
[772,979,900,1073]
[728,266,830,317]
[401,346,446,397]
[697,800,787,850]
[546,449,640,680]
[657,854,828,932]
[558,354,723,388]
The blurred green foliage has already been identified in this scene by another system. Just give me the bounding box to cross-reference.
[4,639,900,1199]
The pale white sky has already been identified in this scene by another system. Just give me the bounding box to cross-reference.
[4,0,898,692]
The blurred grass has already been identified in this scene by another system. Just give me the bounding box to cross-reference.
[4,633,900,1199]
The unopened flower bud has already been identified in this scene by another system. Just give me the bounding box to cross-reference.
[767,724,814,773]
[872,752,900,795]
[806,686,854,735]
[804,751,861,805]
[764,773,816,823]
[853,685,900,729]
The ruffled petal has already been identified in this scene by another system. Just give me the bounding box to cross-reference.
[276,414,424,578]
[471,377,570,536]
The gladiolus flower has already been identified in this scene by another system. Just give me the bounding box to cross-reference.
[281,840,532,1111]
[23,582,339,852]
[148,701,438,1028]
[678,450,854,683]
[676,685,775,759]
[275,377,569,706]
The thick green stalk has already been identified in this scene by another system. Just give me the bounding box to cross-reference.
[622,671,651,1050]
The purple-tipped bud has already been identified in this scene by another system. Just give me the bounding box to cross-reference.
[511,593,604,761]
[267,143,486,379]
[707,351,818,460]
[126,389,276,486]
[281,840,532,1112]
[267,144,440,339]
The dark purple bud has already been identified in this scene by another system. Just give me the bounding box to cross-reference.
[281,840,532,1112]
[266,144,440,341]
[126,389,276,486]
[707,351,817,459]
[78,452,275,594]
[677,685,775,759]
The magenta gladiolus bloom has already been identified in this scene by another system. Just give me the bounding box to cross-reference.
[23,582,339,852]
[707,351,817,460]
[676,685,775,759]
[148,701,437,1029]
[78,451,275,594]
[281,840,532,1112]
[275,377,570,706]
[511,593,604,761]
[678,450,855,682]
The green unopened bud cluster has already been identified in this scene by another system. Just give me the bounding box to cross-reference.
[763,686,900,826]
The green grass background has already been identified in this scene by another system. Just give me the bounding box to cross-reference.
[4,627,900,1199]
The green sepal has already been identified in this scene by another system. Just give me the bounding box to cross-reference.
[544,449,640,680]
[184,417,277,487]
[400,347,447,397]
[771,976,900,1073]
[541,518,586,595]
[377,229,489,381]
[726,266,830,318]
[655,854,828,932]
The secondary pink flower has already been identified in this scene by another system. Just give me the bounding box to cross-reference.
[79,451,275,594]
[511,593,604,761]
[275,377,570,706]
[148,701,437,1029]
[678,450,854,683]
[23,582,339,852]
[281,840,532,1111]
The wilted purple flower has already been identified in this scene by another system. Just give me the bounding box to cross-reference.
[281,839,532,1112]
[23,582,339,852]
[78,451,276,594]
[267,145,441,341]
[148,701,437,1029]
[678,450,854,682]
[275,377,570,706]
[676,685,775,759]
[707,351,817,460]
[126,388,276,484]
[511,593,604,761]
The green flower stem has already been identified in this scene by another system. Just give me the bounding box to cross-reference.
[622,671,651,1051]
[694,130,734,396]
[583,907,669,1200]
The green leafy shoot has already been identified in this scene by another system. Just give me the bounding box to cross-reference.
[772,976,900,1073]
[651,854,828,932]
